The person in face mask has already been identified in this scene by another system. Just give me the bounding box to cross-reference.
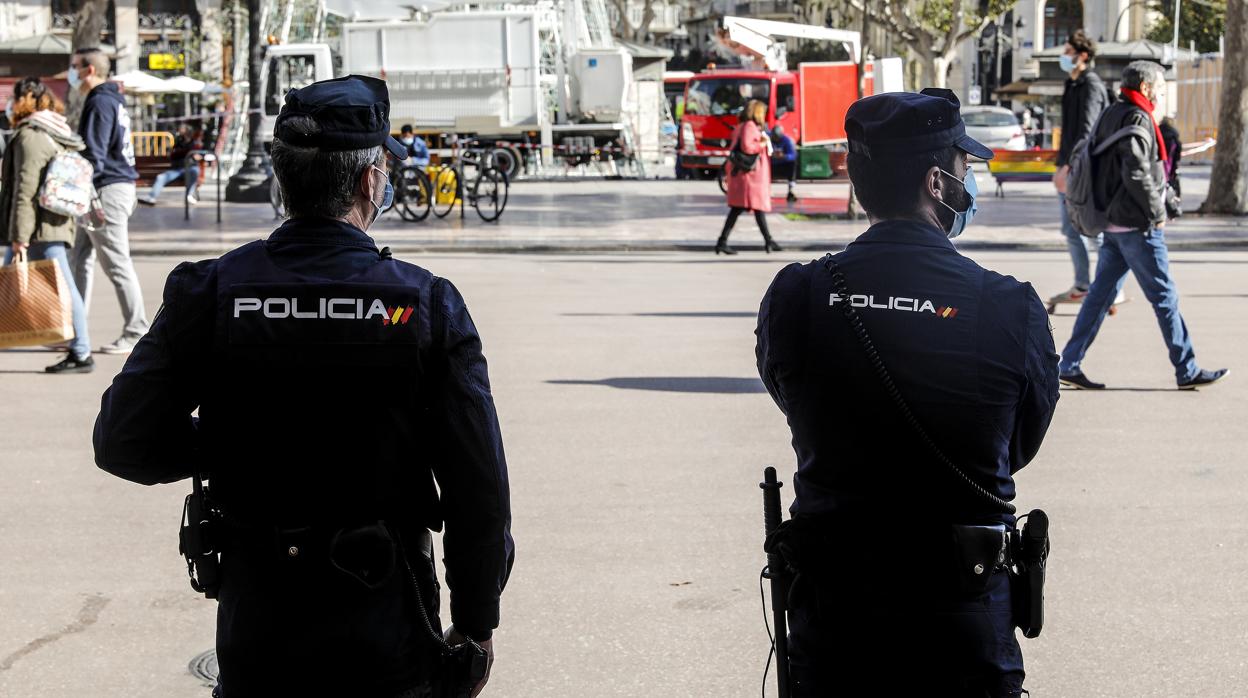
[1050,30,1116,311]
[399,123,430,168]
[93,75,514,698]
[754,88,1059,696]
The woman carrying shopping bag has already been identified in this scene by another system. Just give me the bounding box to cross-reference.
[1,77,93,373]
[715,99,782,255]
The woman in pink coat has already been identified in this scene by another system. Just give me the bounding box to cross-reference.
[716,99,781,255]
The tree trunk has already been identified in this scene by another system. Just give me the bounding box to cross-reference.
[66,0,110,130]
[1201,1,1248,214]
[636,0,656,42]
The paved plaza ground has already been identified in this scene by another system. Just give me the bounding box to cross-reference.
[126,164,1247,255]
[2,238,1246,696]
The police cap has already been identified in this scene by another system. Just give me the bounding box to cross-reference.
[274,75,407,160]
[845,88,994,161]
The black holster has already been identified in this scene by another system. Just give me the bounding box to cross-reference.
[1010,509,1050,638]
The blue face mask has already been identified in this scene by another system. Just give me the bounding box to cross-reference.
[367,166,394,227]
[937,166,978,239]
[1059,54,1078,73]
[67,66,81,89]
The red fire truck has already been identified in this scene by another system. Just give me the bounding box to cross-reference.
[677,17,901,177]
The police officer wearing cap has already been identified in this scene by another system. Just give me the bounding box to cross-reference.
[93,75,514,697]
[756,89,1059,695]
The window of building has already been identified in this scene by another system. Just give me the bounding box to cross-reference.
[1043,0,1084,49]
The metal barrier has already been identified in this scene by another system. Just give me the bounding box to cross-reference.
[131,131,174,157]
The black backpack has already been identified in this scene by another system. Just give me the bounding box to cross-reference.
[1065,112,1151,238]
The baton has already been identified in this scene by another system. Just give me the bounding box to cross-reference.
[761,466,791,698]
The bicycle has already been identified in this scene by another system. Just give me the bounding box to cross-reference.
[430,142,509,222]
[392,164,433,222]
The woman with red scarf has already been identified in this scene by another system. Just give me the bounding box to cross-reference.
[1057,60,1228,391]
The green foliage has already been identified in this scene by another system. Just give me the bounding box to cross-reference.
[1147,0,1227,54]
[913,0,1019,39]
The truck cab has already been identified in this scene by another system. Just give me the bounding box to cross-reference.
[677,70,799,172]
[259,43,333,147]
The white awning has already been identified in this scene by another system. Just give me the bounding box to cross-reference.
[110,70,171,93]
[164,75,207,93]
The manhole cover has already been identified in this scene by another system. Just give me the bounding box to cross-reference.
[189,649,218,686]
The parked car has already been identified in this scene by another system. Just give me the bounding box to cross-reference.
[961,106,1026,152]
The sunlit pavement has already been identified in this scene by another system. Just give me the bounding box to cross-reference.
[128,165,1245,255]
[2,248,1246,697]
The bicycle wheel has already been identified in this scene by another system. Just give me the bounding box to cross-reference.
[396,167,432,222]
[472,168,508,222]
[432,166,458,219]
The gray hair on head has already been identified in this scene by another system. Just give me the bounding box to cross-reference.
[1121,61,1165,91]
[270,115,382,219]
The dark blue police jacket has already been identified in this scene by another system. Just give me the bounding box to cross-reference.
[94,218,514,695]
[756,220,1059,527]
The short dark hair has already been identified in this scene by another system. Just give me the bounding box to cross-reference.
[847,147,961,220]
[400,124,414,134]
[73,47,110,78]
[270,115,383,219]
[1067,30,1096,60]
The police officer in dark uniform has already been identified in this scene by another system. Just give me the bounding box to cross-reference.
[93,76,514,697]
[756,89,1059,696]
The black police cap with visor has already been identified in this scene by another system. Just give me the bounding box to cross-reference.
[845,88,995,161]
[273,74,409,161]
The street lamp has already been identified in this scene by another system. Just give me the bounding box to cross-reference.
[225,0,270,202]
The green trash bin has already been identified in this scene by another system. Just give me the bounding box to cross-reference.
[798,147,832,179]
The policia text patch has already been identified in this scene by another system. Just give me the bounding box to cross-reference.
[225,283,421,346]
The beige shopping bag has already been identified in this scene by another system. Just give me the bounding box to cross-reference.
[0,255,73,349]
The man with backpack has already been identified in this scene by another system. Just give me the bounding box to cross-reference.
[1057,61,1228,391]
[1050,30,1114,310]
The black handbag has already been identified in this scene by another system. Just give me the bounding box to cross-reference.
[728,128,759,175]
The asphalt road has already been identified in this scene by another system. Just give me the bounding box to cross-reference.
[1,248,1245,697]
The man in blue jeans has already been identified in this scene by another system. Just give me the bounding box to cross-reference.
[1058,61,1227,390]
[1050,30,1127,310]
[137,123,200,205]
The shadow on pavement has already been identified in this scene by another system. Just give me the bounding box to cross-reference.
[547,377,766,394]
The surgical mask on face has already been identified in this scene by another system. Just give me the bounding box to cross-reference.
[401,137,414,145]
[366,165,394,227]
[4,101,12,123]
[1058,54,1078,74]
[936,166,978,239]
[67,66,81,89]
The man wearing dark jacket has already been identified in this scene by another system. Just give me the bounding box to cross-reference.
[1051,30,1111,308]
[67,47,149,355]
[1058,61,1228,390]
[94,76,513,697]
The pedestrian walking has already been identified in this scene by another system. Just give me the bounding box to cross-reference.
[771,123,797,202]
[715,99,781,255]
[1159,116,1183,208]
[0,77,93,373]
[756,88,1059,695]
[1058,61,1228,390]
[93,76,514,697]
[67,47,149,355]
[137,123,201,206]
[1050,30,1118,310]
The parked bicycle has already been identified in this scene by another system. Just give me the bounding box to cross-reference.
[392,163,433,222]
[430,142,509,222]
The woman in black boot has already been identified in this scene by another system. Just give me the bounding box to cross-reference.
[716,100,783,254]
